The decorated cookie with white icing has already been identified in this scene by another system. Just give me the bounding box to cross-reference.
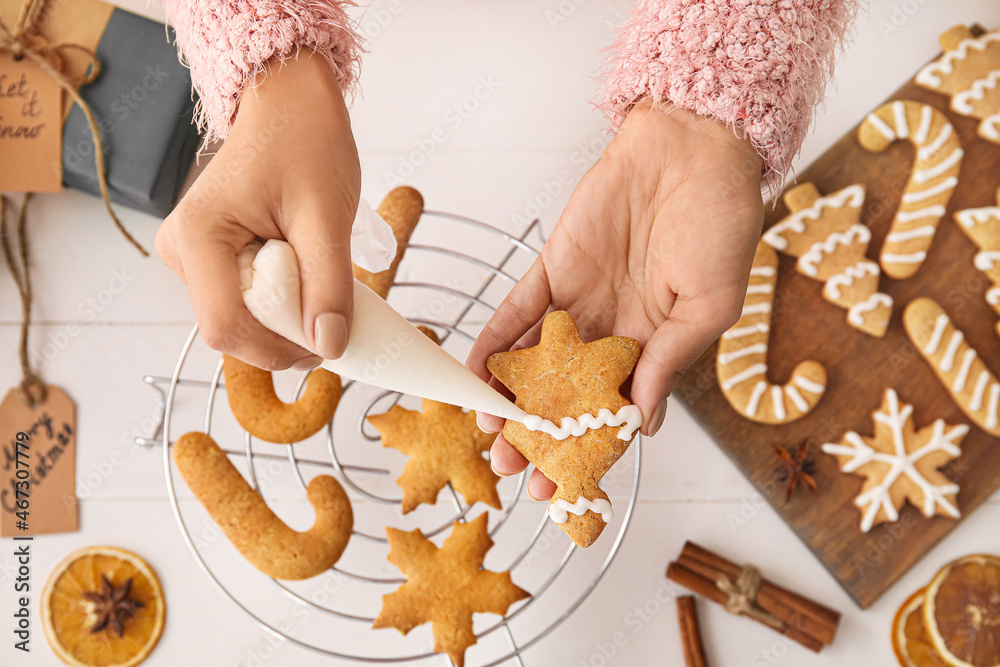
[764,182,893,337]
[487,311,641,548]
[858,100,963,279]
[822,388,967,533]
[954,188,1000,337]
[903,298,1000,436]
[716,241,827,424]
[915,25,1000,145]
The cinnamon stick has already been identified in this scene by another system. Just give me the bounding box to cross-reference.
[666,562,825,653]
[677,596,709,667]
[679,542,840,645]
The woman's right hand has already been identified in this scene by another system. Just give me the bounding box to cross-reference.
[156,52,360,371]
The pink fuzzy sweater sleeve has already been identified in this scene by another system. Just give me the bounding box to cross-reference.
[159,0,362,143]
[600,0,856,194]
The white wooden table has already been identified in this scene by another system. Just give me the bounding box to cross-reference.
[3,2,999,665]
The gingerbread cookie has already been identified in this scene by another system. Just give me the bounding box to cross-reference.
[821,388,967,533]
[954,189,1000,336]
[373,514,529,667]
[487,311,641,548]
[903,298,1000,436]
[173,432,353,580]
[764,183,893,337]
[223,355,341,444]
[717,241,828,424]
[915,26,1000,145]
[353,186,424,299]
[858,100,963,279]
[368,399,501,513]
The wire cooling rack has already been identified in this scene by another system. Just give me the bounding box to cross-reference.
[138,212,642,666]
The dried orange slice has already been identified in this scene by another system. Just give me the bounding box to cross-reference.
[41,546,165,667]
[893,588,951,667]
[924,554,1000,667]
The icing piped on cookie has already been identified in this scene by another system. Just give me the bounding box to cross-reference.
[522,405,642,442]
[916,32,1000,88]
[548,497,613,524]
[761,184,864,251]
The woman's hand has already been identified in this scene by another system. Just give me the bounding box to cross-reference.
[468,100,765,499]
[156,53,360,370]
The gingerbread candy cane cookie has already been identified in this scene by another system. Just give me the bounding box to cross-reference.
[223,355,342,444]
[858,101,963,279]
[915,26,1000,145]
[763,183,893,337]
[903,298,1000,436]
[954,189,1000,337]
[354,186,424,299]
[173,432,353,580]
[716,241,827,424]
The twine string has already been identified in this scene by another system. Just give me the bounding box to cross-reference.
[715,565,785,630]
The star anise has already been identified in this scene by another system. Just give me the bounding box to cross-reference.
[82,575,144,637]
[774,441,819,503]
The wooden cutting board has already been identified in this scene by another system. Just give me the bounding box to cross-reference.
[675,33,1000,609]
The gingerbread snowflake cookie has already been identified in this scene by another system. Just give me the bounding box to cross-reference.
[764,183,893,337]
[487,311,641,548]
[954,190,1000,336]
[373,514,529,667]
[915,26,1000,145]
[822,389,967,533]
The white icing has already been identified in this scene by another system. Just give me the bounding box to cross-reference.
[953,69,1000,113]
[987,286,1000,306]
[722,323,769,339]
[914,104,933,143]
[886,225,937,243]
[522,405,643,442]
[892,101,909,139]
[914,148,963,183]
[762,185,865,251]
[916,33,1000,88]
[866,112,897,141]
[987,384,1000,429]
[746,381,768,417]
[741,302,771,316]
[749,266,776,277]
[821,389,965,533]
[823,261,880,300]
[798,225,872,277]
[718,343,767,365]
[975,251,1000,272]
[971,370,991,411]
[721,363,768,391]
[882,252,927,264]
[917,124,953,161]
[770,385,786,421]
[924,315,950,355]
[785,385,808,412]
[940,331,964,372]
[896,206,946,224]
[745,284,773,295]
[848,293,893,327]
[548,497,613,524]
[981,113,1000,141]
[903,177,959,204]
[955,206,999,228]
[952,349,977,393]
[792,375,825,394]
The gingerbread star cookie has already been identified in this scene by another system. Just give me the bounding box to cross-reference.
[821,388,968,533]
[373,514,529,667]
[368,399,501,513]
[487,311,641,548]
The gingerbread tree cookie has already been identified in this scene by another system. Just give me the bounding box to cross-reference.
[368,399,501,513]
[487,311,641,548]
[821,389,967,533]
[373,514,529,667]
[915,26,1000,145]
[954,189,1000,337]
[763,183,893,337]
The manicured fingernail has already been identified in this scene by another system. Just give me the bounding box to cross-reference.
[646,401,667,437]
[291,355,323,371]
[477,413,495,433]
[527,486,539,501]
[490,460,509,478]
[314,313,348,359]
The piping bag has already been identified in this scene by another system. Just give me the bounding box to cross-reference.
[237,198,528,423]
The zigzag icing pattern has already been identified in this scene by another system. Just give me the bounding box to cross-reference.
[954,193,1000,337]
